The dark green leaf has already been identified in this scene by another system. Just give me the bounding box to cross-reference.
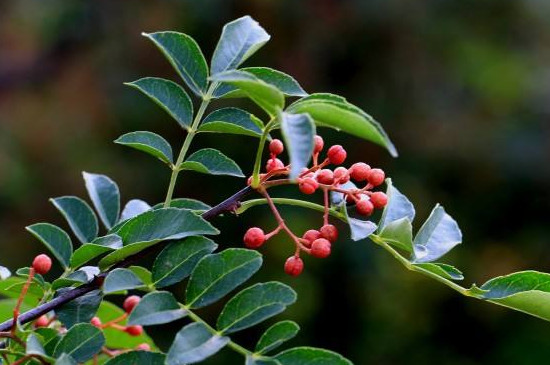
[82,172,120,229]
[143,32,208,96]
[211,15,270,75]
[26,223,72,268]
[217,282,296,334]
[126,77,193,129]
[55,290,102,328]
[166,322,229,365]
[70,244,114,269]
[26,334,47,357]
[275,347,353,365]
[378,179,415,231]
[180,148,244,177]
[53,323,105,362]
[255,321,300,354]
[120,199,152,222]
[413,263,464,281]
[93,234,123,248]
[246,356,281,365]
[103,268,145,294]
[280,112,315,179]
[378,217,413,252]
[152,236,218,288]
[128,291,187,326]
[199,108,264,137]
[185,248,262,308]
[153,198,211,212]
[129,266,153,286]
[412,204,462,263]
[50,196,98,244]
[55,354,77,365]
[342,207,377,241]
[115,131,173,165]
[104,351,166,365]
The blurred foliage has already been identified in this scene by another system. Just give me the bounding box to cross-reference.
[1,0,550,364]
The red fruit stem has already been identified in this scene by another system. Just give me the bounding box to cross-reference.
[12,268,35,335]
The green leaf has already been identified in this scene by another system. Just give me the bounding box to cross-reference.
[280,112,315,179]
[186,248,263,308]
[70,236,122,268]
[246,356,281,365]
[152,236,218,288]
[378,179,415,231]
[217,282,296,334]
[378,217,413,252]
[255,321,300,354]
[166,322,230,365]
[115,131,173,165]
[55,290,102,328]
[55,353,78,365]
[82,172,120,229]
[129,266,153,286]
[287,93,397,157]
[128,291,187,326]
[199,108,264,137]
[93,234,123,248]
[26,223,72,268]
[26,333,47,357]
[153,198,211,212]
[126,77,193,129]
[0,299,31,322]
[180,148,244,177]
[0,278,44,303]
[211,15,270,75]
[120,199,152,222]
[275,347,353,365]
[103,268,145,294]
[104,351,166,365]
[210,70,284,116]
[143,32,208,96]
[413,263,464,281]
[215,67,307,98]
[480,271,550,321]
[0,266,11,280]
[53,323,105,363]
[412,204,462,263]
[342,206,377,241]
[100,208,218,270]
[50,196,99,244]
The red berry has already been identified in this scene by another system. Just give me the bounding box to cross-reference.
[316,169,334,185]
[327,145,347,165]
[349,162,371,181]
[356,198,374,216]
[136,343,151,351]
[284,256,304,277]
[91,316,102,328]
[311,238,332,258]
[320,224,338,242]
[269,139,284,155]
[313,135,324,154]
[299,177,318,195]
[302,229,321,247]
[35,315,49,328]
[266,158,284,172]
[370,191,388,209]
[32,254,52,275]
[123,295,141,313]
[367,168,385,186]
[126,325,143,336]
[333,167,350,184]
[244,227,266,248]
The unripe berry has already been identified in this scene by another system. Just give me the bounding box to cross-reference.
[320,224,338,243]
[349,162,371,181]
[299,177,318,195]
[284,256,304,277]
[32,254,52,275]
[136,343,151,351]
[35,315,49,328]
[370,191,388,209]
[311,238,332,258]
[327,145,347,165]
[333,167,350,184]
[266,158,284,172]
[313,135,324,154]
[123,295,141,313]
[91,317,102,328]
[244,227,266,248]
[367,168,385,186]
[316,169,334,185]
[302,229,321,247]
[269,139,284,155]
[126,325,143,336]
[356,198,374,216]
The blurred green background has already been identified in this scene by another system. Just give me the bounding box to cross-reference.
[1,1,550,364]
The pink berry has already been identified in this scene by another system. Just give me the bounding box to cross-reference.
[269,139,284,155]
[356,198,374,216]
[126,325,143,336]
[370,191,388,209]
[266,158,284,172]
[320,224,338,243]
[284,256,304,277]
[123,295,141,313]
[333,167,350,184]
[35,315,49,328]
[313,135,324,154]
[327,145,347,165]
[299,177,318,195]
[367,168,385,186]
[91,316,102,327]
[311,238,332,258]
[244,227,266,248]
[302,229,321,247]
[136,343,151,351]
[32,254,52,275]
[349,162,371,181]
[316,169,334,185]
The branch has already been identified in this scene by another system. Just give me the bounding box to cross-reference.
[0,185,254,333]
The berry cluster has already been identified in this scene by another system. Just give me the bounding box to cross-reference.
[244,135,388,277]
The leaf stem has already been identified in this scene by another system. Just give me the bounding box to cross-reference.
[251,119,277,188]
[237,197,345,220]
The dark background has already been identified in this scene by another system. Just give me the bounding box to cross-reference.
[1,1,550,364]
